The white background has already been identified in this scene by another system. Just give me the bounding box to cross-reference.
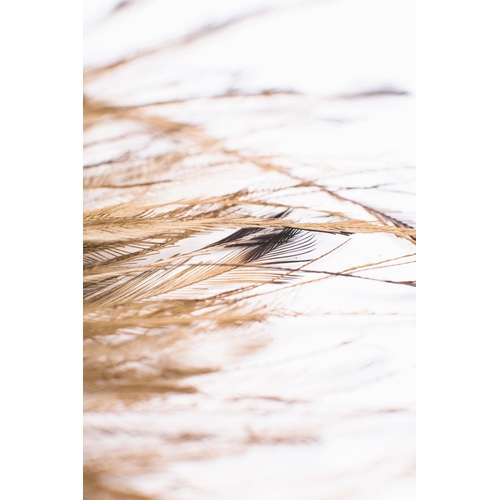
[1,0,499,498]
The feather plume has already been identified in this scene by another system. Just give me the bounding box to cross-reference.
[83,1,416,498]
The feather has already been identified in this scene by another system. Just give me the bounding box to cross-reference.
[83,2,416,498]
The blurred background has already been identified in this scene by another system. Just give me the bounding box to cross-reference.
[84,1,415,499]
